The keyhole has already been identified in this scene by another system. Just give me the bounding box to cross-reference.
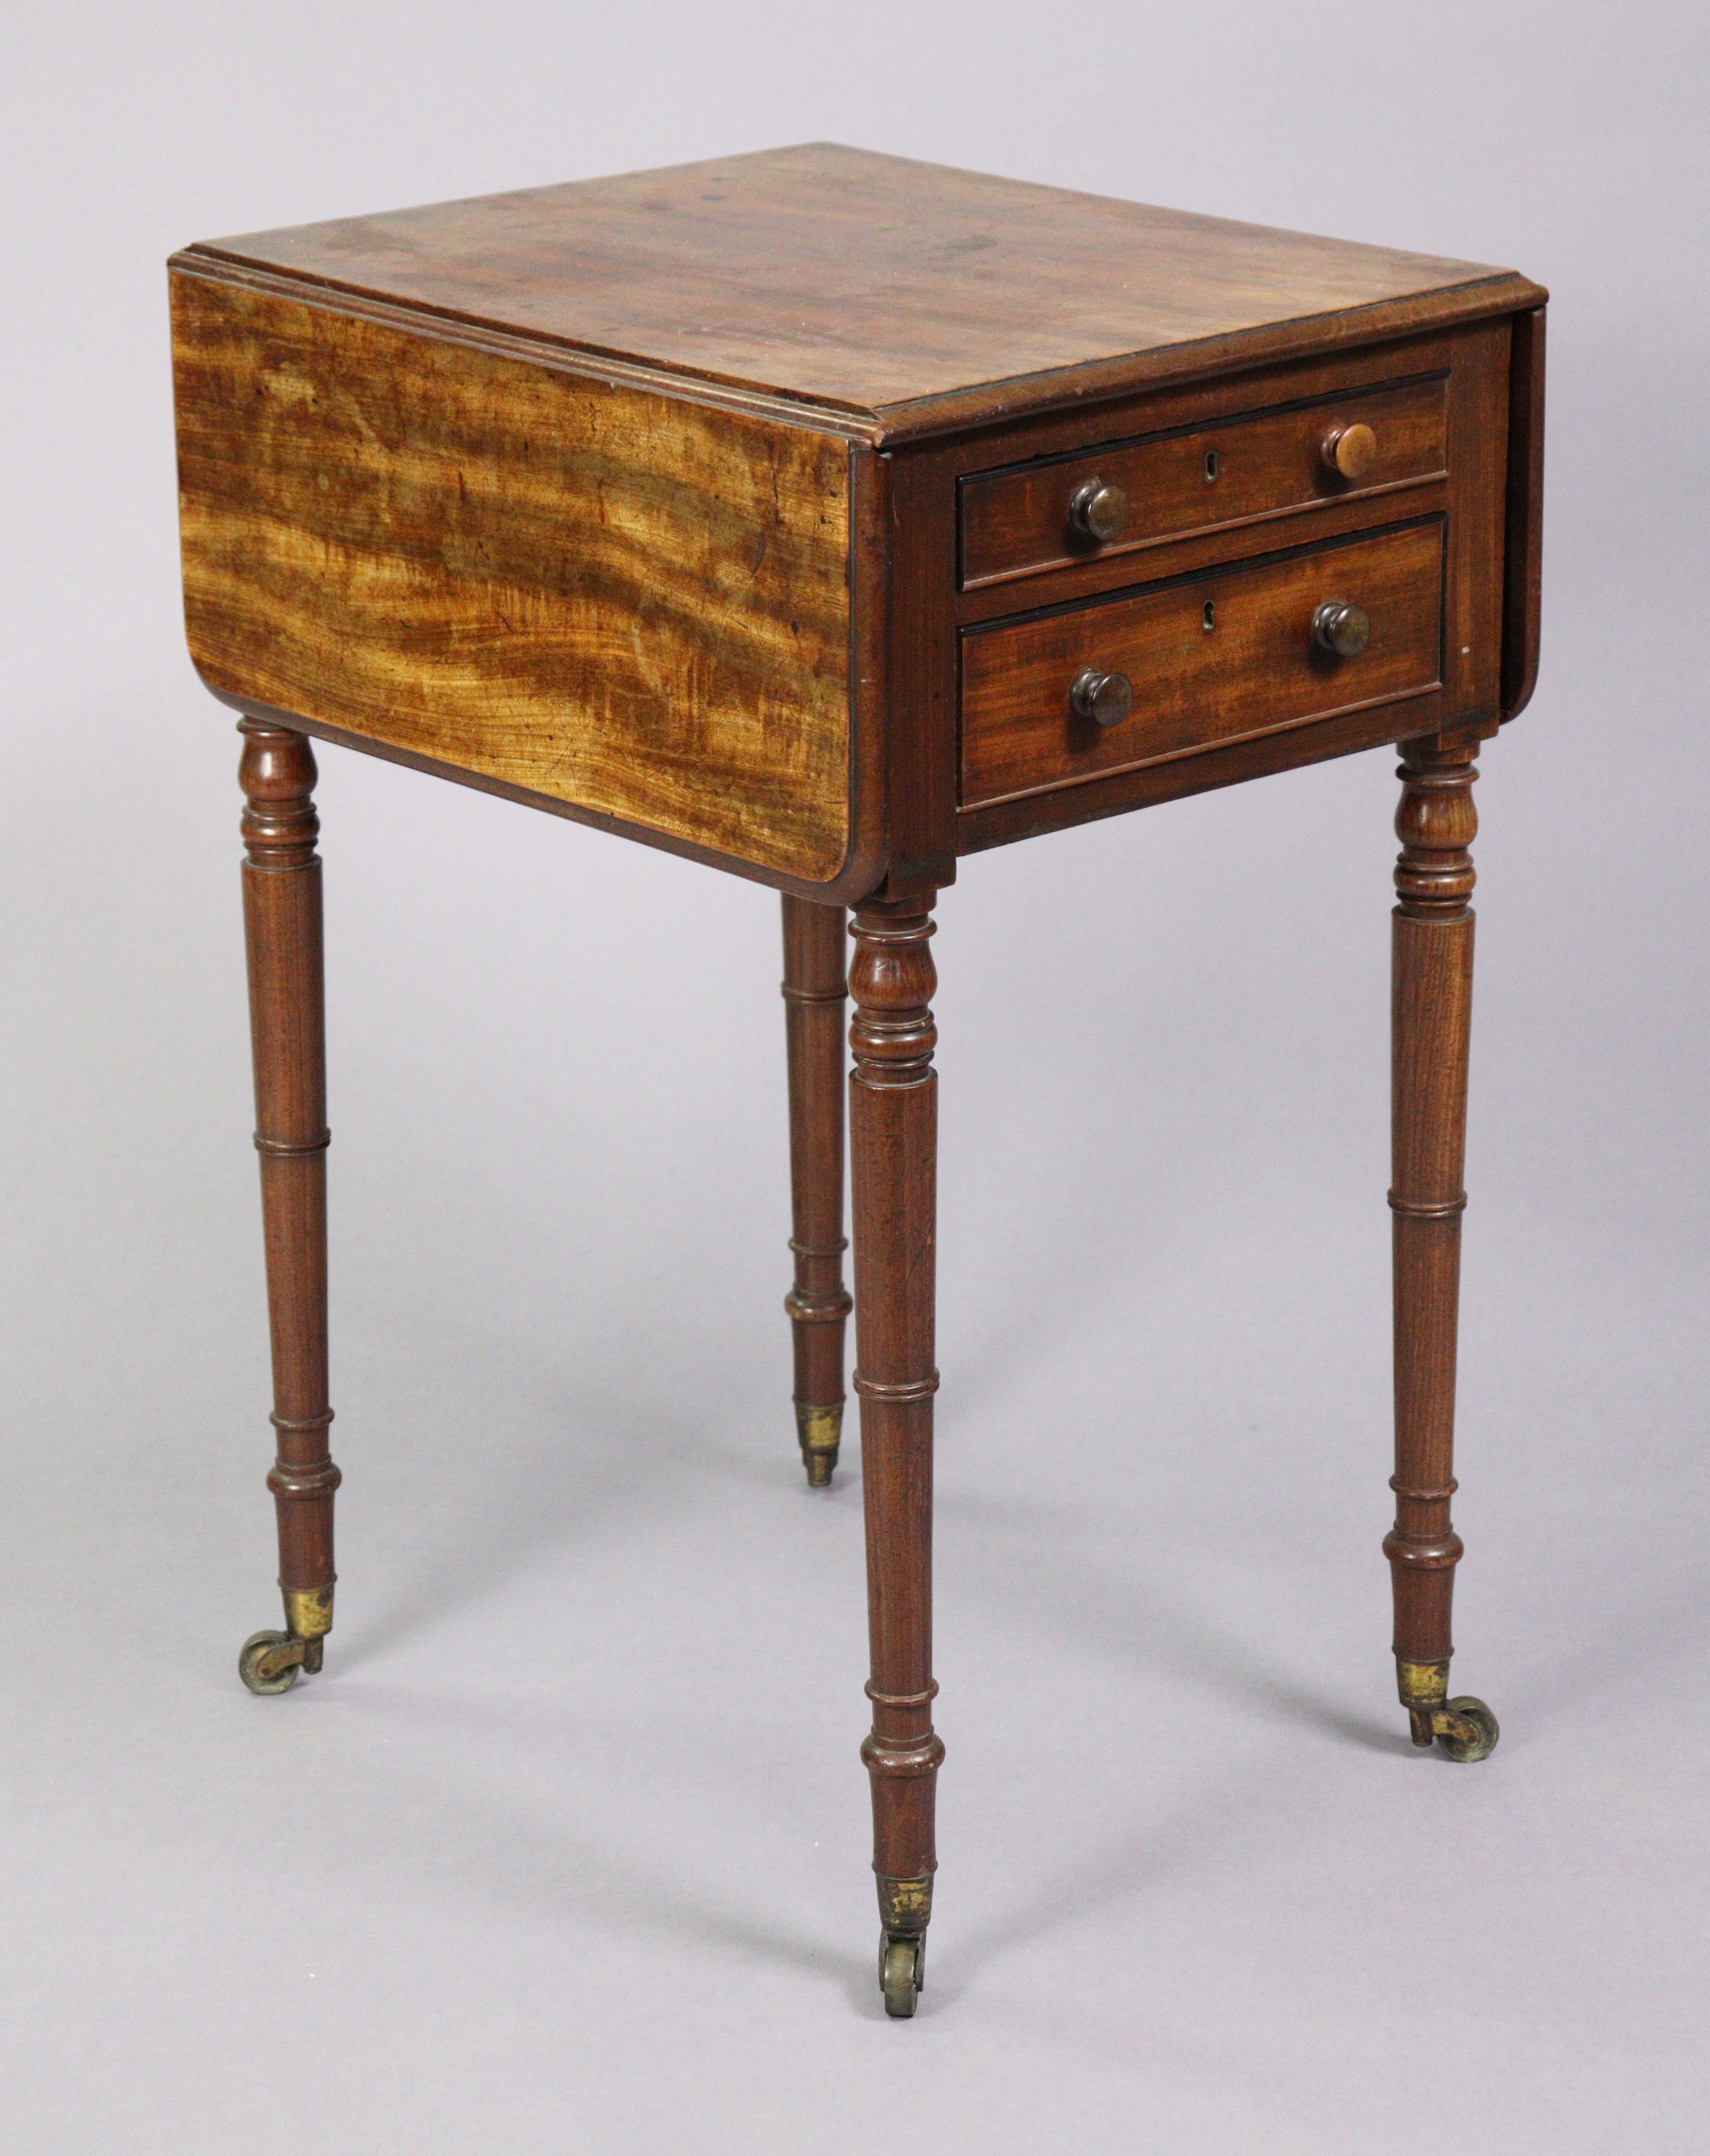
[1203,448,1220,483]
[1202,599,1216,632]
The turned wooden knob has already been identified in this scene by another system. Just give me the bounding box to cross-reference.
[1321,422,1377,480]
[1068,478,1130,543]
[1312,599,1370,657]
[1070,667,1134,725]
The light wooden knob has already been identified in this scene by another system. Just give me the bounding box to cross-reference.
[1321,422,1377,481]
[1068,478,1130,543]
[1070,667,1134,726]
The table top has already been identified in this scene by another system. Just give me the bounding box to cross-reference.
[185,143,1537,442]
[172,145,1544,901]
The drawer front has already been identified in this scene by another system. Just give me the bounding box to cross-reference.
[960,522,1444,808]
[959,376,1446,591]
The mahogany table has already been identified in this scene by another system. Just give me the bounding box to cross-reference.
[169,145,1545,2017]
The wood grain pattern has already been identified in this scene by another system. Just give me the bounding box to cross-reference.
[959,372,1447,590]
[240,722,339,1665]
[1501,307,1546,719]
[781,895,852,1485]
[184,144,1545,445]
[849,895,942,1934]
[942,330,1470,620]
[1439,319,1510,735]
[174,150,1544,1993]
[948,319,1513,851]
[172,266,854,884]
[961,520,1445,808]
[1385,736,1479,1728]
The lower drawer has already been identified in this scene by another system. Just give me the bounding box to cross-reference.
[959,521,1444,808]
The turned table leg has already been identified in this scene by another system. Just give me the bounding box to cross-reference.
[1385,736,1498,1763]
[234,721,340,1697]
[781,895,852,1485]
[849,893,944,2017]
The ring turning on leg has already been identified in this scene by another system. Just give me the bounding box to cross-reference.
[1385,736,1497,1761]
[236,722,339,1692]
[781,896,852,1485]
[849,894,944,2012]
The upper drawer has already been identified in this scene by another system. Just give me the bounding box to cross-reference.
[959,375,1446,591]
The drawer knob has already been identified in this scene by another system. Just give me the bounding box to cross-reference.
[1321,422,1377,481]
[1312,599,1371,658]
[1070,667,1134,726]
[1068,478,1130,544]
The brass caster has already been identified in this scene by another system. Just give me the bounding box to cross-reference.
[880,1932,924,2019]
[796,1403,842,1488]
[238,1629,308,1695]
[1432,1695,1499,1763]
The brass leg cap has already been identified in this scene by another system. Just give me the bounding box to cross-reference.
[1396,1660,1497,1760]
[1397,1658,1448,1747]
[282,1583,334,1639]
[795,1404,843,1487]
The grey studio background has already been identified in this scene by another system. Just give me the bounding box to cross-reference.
[3,4,1706,2151]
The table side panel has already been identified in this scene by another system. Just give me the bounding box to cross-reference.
[171,268,855,884]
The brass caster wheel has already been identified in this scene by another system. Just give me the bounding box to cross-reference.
[238,1630,306,1695]
[880,1933,924,2019]
[1433,1695,1499,1763]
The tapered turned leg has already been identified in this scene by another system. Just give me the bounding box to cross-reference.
[234,720,341,1697]
[849,893,943,2016]
[781,896,852,1486]
[1385,736,1498,1762]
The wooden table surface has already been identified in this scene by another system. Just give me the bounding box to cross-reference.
[185,140,1536,438]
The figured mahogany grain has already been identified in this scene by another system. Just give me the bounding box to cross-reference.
[173,268,854,884]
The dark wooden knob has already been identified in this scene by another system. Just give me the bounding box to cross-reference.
[1312,599,1370,657]
[1321,422,1377,481]
[1068,478,1130,543]
[1070,667,1134,726]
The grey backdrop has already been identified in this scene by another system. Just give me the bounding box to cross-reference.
[4,5,1707,2150]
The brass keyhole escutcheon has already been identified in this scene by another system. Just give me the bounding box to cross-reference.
[1203,448,1220,483]
[1202,600,1216,632]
